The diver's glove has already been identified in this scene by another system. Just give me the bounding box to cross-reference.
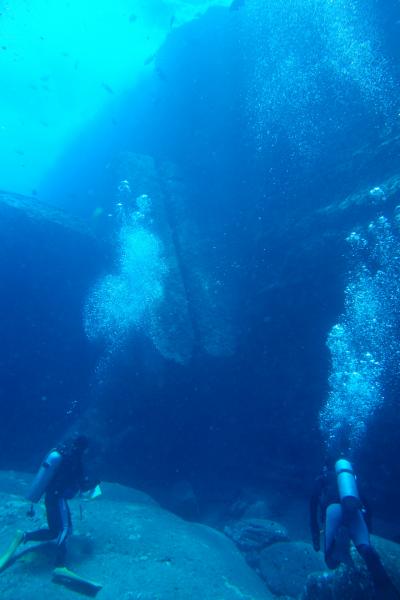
[80,484,102,501]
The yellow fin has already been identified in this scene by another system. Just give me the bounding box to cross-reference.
[52,567,103,594]
[0,530,24,572]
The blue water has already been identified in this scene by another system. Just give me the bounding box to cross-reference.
[1,0,400,528]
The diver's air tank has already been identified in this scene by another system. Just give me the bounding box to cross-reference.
[26,450,62,503]
[335,458,361,510]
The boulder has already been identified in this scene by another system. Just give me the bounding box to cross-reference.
[165,480,200,521]
[0,473,274,600]
[302,535,400,600]
[302,567,373,600]
[224,518,289,568]
[259,541,326,598]
[371,535,400,591]
[242,500,271,520]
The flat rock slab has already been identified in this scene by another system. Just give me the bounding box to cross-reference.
[0,473,273,600]
[0,190,96,237]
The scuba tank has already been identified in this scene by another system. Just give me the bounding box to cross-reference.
[335,458,361,510]
[26,450,62,503]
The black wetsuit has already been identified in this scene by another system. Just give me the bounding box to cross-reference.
[25,447,94,566]
[310,468,399,599]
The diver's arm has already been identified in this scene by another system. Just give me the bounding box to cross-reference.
[79,473,100,493]
[357,479,373,531]
[77,461,100,493]
[360,494,372,531]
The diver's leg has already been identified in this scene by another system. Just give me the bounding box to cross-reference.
[23,529,57,542]
[24,492,63,543]
[54,498,72,567]
[357,542,400,599]
[23,494,58,543]
[349,510,400,598]
[347,508,370,548]
[324,503,343,569]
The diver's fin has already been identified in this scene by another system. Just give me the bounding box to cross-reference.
[52,567,103,596]
[0,530,24,572]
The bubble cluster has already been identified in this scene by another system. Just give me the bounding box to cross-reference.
[242,0,394,156]
[84,187,237,367]
[320,216,400,454]
[84,215,168,354]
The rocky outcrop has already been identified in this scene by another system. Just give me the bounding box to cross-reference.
[302,536,400,600]
[224,518,289,568]
[259,541,326,598]
[0,472,273,600]
[256,535,400,599]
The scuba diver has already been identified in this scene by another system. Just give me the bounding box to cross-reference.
[310,457,400,599]
[0,434,100,574]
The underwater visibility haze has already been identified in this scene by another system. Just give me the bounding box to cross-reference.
[1,0,400,598]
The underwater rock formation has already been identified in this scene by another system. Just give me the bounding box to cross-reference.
[302,536,400,600]
[0,190,97,238]
[85,152,236,365]
[0,190,104,458]
[224,518,289,568]
[259,541,326,598]
[0,471,272,600]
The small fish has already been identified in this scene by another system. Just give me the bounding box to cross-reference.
[1,46,7,51]
[144,53,156,66]
[129,13,137,23]
[101,82,114,94]
[155,66,167,82]
[92,207,104,219]
[169,15,175,28]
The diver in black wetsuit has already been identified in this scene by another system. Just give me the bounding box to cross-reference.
[310,458,400,599]
[22,434,98,567]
